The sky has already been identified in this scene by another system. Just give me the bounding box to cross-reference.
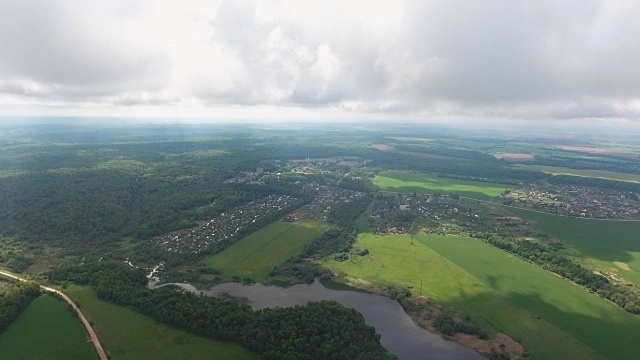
[0,0,639,124]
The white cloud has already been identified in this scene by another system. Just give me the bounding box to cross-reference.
[0,0,639,122]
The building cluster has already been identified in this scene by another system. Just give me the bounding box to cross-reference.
[500,184,640,219]
[286,186,366,222]
[150,195,298,255]
[224,167,268,185]
[370,194,481,234]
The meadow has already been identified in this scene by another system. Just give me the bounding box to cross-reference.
[420,235,640,360]
[0,294,96,360]
[505,207,640,286]
[517,164,640,183]
[204,219,331,280]
[65,285,257,360]
[326,233,640,359]
[373,171,510,200]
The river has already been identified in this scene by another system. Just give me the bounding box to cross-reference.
[156,280,484,360]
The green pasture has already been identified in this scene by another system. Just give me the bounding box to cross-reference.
[205,219,330,280]
[65,285,257,360]
[326,233,640,359]
[0,294,96,360]
[373,171,510,200]
[421,235,640,360]
[517,165,640,183]
[506,207,640,286]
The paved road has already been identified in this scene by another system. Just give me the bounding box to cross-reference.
[0,270,107,360]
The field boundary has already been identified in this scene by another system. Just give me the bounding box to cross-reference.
[0,270,107,360]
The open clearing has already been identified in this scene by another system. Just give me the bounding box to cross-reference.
[0,294,96,360]
[325,233,640,359]
[374,171,510,200]
[65,285,257,360]
[493,152,535,161]
[517,164,640,183]
[505,207,640,286]
[205,219,330,280]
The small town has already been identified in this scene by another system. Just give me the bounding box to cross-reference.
[149,194,299,255]
[500,183,640,219]
[286,186,367,222]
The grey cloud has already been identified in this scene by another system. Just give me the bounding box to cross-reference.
[0,0,639,121]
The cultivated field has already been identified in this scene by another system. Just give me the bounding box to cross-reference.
[65,286,257,360]
[204,219,331,280]
[374,171,510,200]
[517,164,640,183]
[0,294,96,360]
[421,235,640,360]
[505,207,640,286]
[326,233,640,359]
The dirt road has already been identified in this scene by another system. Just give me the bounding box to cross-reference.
[0,270,107,360]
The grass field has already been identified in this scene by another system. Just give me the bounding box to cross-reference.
[517,165,640,183]
[326,233,640,359]
[373,171,510,200]
[0,294,96,360]
[505,207,640,286]
[65,285,257,360]
[204,219,331,280]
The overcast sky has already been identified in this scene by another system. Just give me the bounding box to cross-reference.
[0,0,639,123]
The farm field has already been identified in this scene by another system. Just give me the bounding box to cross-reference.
[420,235,640,360]
[373,171,510,200]
[64,285,257,360]
[325,233,640,359]
[0,294,95,360]
[505,207,640,286]
[517,165,640,183]
[204,219,330,280]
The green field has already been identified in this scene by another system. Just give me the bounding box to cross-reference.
[373,171,510,200]
[64,285,256,360]
[205,219,331,280]
[518,165,640,183]
[0,294,96,360]
[326,233,640,359]
[506,207,640,286]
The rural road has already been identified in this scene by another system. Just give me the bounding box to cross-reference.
[0,270,108,360]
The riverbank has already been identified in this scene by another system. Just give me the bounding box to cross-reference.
[333,275,522,360]
[153,279,485,360]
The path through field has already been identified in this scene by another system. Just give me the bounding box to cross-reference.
[0,270,107,360]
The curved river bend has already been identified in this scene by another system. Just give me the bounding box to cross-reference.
[157,280,484,360]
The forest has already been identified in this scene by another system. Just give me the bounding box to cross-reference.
[0,281,41,334]
[48,263,394,360]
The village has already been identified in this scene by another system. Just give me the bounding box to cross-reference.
[149,194,299,255]
[369,193,482,234]
[286,186,367,222]
[499,183,640,219]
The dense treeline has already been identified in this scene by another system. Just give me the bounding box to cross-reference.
[369,150,548,183]
[272,196,370,283]
[546,175,640,193]
[483,236,640,314]
[433,313,488,339]
[533,155,640,175]
[49,263,394,360]
[0,281,41,334]
[327,195,371,230]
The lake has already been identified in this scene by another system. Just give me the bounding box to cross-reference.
[157,280,484,360]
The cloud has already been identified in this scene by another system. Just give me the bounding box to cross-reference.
[0,0,639,122]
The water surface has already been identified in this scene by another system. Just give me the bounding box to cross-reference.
[163,280,484,360]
